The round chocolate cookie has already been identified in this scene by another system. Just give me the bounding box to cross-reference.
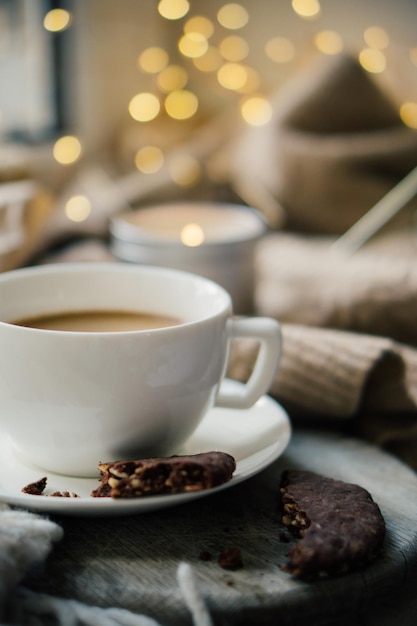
[279,469,386,579]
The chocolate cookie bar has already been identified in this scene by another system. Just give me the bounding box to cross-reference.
[279,470,385,579]
[91,451,236,498]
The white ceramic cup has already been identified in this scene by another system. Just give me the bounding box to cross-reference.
[0,263,282,477]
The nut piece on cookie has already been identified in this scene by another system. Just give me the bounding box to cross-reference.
[279,469,386,579]
[91,451,236,498]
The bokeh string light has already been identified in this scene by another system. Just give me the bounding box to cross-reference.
[157,0,190,21]
[168,154,202,187]
[265,37,296,64]
[43,8,72,32]
[358,48,386,73]
[314,30,344,55]
[65,195,92,222]
[164,90,199,120]
[400,102,417,129]
[128,93,161,122]
[219,36,249,62]
[134,146,165,174]
[217,4,249,30]
[363,26,389,50]
[291,0,321,20]
[157,65,189,92]
[192,46,223,72]
[180,223,205,246]
[178,32,209,58]
[184,16,214,38]
[358,25,389,73]
[240,96,273,126]
[43,2,417,187]
[217,62,248,90]
[138,47,169,74]
[53,135,82,165]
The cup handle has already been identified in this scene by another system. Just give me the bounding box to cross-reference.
[215,317,282,409]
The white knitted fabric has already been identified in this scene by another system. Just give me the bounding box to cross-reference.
[0,505,210,626]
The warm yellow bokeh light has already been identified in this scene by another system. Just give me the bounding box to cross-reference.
[178,33,209,58]
[158,0,190,20]
[128,93,160,122]
[240,96,273,126]
[168,154,202,187]
[400,102,417,129]
[291,0,321,19]
[217,62,248,90]
[358,48,386,73]
[65,195,91,223]
[192,46,223,72]
[157,65,188,92]
[217,3,249,30]
[184,16,214,39]
[314,30,344,55]
[43,9,72,32]
[53,136,82,165]
[219,35,249,61]
[164,90,198,120]
[180,223,205,246]
[236,67,261,94]
[138,47,169,73]
[134,146,165,174]
[410,47,417,68]
[364,26,389,50]
[265,37,296,63]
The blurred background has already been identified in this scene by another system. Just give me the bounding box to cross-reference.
[1,0,417,268]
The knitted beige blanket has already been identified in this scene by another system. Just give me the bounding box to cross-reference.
[227,231,417,469]
[219,53,417,469]
[230,54,417,234]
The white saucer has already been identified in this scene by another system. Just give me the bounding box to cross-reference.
[0,381,291,516]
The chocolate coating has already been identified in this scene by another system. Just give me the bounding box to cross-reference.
[280,470,386,579]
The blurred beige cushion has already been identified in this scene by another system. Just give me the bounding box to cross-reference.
[231,54,417,233]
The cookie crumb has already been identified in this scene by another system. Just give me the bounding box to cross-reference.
[21,477,47,495]
[50,491,80,498]
[218,546,243,570]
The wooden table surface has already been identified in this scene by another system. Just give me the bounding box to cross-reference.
[24,429,417,626]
